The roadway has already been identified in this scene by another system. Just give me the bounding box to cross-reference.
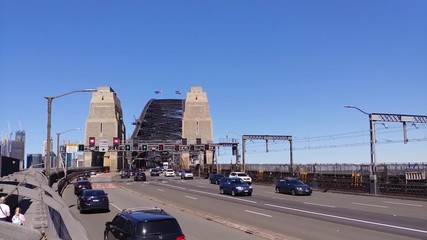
[62,173,266,240]
[63,172,427,240]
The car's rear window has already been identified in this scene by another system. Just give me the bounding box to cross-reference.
[83,190,105,196]
[184,170,192,173]
[237,173,248,177]
[136,219,181,236]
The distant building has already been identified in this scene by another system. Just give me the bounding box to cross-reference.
[1,130,26,170]
[27,154,43,168]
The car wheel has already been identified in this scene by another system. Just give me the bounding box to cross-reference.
[231,190,236,197]
[291,189,296,195]
[216,180,219,185]
[220,188,224,194]
[247,193,252,196]
[275,187,279,193]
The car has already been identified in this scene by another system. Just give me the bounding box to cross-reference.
[134,172,147,181]
[219,178,253,196]
[77,189,109,213]
[121,170,130,179]
[90,171,97,176]
[209,173,225,185]
[74,180,92,196]
[164,169,175,177]
[229,171,252,184]
[275,178,312,196]
[181,170,193,180]
[176,169,184,177]
[150,169,160,177]
[104,207,186,240]
[76,176,89,182]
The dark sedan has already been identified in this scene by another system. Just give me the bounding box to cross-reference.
[77,189,109,213]
[219,178,253,196]
[150,169,160,177]
[134,172,147,181]
[275,178,312,196]
[209,173,225,185]
[74,180,92,195]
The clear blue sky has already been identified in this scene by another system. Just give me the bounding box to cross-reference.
[1,1,426,165]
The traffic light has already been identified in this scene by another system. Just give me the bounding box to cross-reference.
[204,144,210,150]
[142,145,148,151]
[175,144,180,151]
[89,137,95,148]
[78,144,84,151]
[158,144,164,151]
[232,143,238,156]
[113,137,120,148]
[125,144,131,151]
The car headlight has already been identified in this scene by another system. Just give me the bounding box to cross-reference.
[236,186,243,190]
[249,186,253,189]
[296,187,303,190]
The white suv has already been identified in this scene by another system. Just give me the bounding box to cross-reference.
[229,172,252,184]
[164,169,175,177]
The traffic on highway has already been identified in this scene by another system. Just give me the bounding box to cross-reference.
[61,169,427,240]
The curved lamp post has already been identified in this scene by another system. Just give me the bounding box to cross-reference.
[56,128,81,177]
[45,89,96,177]
[344,105,377,194]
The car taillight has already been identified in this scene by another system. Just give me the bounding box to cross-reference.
[81,198,89,202]
[176,235,185,240]
[78,185,82,188]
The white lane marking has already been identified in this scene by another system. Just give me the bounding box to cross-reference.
[161,184,186,190]
[189,189,257,204]
[110,203,122,211]
[157,189,164,192]
[383,201,423,207]
[352,202,388,209]
[185,195,198,200]
[304,202,336,208]
[245,210,272,218]
[265,203,427,234]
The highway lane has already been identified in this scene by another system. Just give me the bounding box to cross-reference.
[62,173,266,240]
[114,174,427,240]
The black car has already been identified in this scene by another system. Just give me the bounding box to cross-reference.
[74,180,92,195]
[121,170,130,179]
[275,178,312,196]
[77,189,109,213]
[150,169,160,177]
[219,178,253,196]
[209,173,225,185]
[134,172,147,181]
[104,207,186,240]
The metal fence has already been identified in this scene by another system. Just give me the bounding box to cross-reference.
[203,163,427,198]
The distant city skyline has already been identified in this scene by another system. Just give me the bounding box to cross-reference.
[1,1,426,164]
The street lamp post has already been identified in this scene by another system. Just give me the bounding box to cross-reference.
[45,89,96,177]
[344,105,378,194]
[56,128,81,177]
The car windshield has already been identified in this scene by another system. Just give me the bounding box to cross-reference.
[184,170,192,173]
[237,173,248,177]
[136,219,181,236]
[230,178,244,184]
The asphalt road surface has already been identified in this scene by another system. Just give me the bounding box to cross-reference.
[62,173,266,240]
[64,172,427,240]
